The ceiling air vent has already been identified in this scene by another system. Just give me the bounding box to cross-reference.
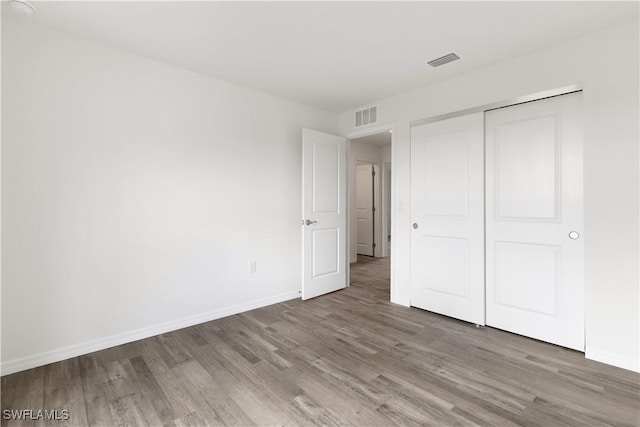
[355,106,377,127]
[427,52,460,68]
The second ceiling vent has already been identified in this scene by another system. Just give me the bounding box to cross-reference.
[355,105,377,127]
[427,52,461,68]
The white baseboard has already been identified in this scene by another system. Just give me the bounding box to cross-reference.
[586,347,640,373]
[0,290,300,376]
[390,296,410,307]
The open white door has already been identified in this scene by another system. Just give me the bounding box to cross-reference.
[485,92,584,351]
[356,163,374,256]
[410,113,485,325]
[302,128,347,300]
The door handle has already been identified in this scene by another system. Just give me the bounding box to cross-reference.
[305,219,318,226]
[568,231,580,240]
[412,223,419,229]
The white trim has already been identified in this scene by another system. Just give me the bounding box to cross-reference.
[586,347,640,373]
[373,162,381,258]
[347,150,353,263]
[389,126,400,305]
[0,290,299,376]
[381,161,392,258]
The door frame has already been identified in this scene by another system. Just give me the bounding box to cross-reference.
[381,161,392,258]
[345,123,396,297]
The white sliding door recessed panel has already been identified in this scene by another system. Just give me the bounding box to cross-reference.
[302,128,347,300]
[410,112,485,325]
[485,92,584,351]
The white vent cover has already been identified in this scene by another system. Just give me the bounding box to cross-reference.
[427,52,460,68]
[355,106,377,127]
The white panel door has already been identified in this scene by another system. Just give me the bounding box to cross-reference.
[410,113,485,325]
[356,163,374,256]
[485,92,584,351]
[302,128,347,300]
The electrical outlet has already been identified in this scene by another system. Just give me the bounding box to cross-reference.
[248,260,256,274]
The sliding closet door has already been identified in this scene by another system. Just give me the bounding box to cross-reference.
[410,113,485,325]
[485,93,584,351]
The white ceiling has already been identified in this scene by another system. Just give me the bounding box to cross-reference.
[5,1,638,112]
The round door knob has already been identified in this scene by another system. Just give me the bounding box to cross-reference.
[568,231,580,240]
[412,223,418,229]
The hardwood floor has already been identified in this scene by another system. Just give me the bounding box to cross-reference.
[2,255,639,426]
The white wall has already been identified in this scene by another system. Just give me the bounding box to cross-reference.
[339,21,640,372]
[381,144,391,164]
[1,20,337,374]
[348,140,382,262]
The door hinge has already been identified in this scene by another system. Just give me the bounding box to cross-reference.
[372,206,376,213]
[372,243,376,248]
[372,170,376,177]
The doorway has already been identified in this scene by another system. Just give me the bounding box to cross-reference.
[300,123,394,301]
[348,128,393,292]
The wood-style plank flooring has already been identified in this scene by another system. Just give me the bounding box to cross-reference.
[2,255,639,426]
